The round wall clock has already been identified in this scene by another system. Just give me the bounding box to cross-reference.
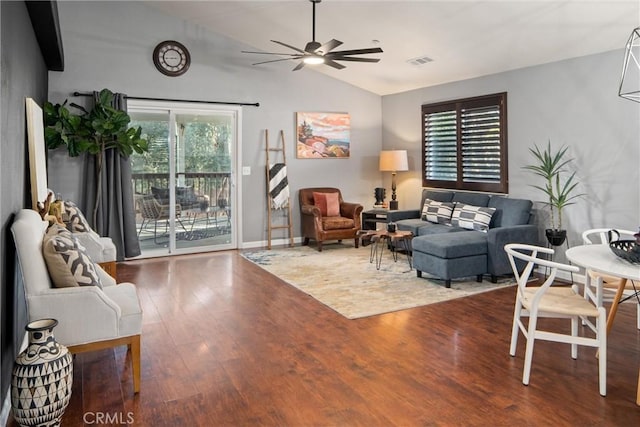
[153,40,191,77]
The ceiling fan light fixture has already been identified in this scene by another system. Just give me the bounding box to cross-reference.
[243,0,382,70]
[303,55,325,65]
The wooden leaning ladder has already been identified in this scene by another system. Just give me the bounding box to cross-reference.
[265,129,294,249]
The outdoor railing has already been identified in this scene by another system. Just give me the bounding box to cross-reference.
[132,172,231,206]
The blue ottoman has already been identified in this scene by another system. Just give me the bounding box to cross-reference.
[412,231,488,288]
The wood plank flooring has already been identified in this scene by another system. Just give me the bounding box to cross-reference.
[11,250,640,426]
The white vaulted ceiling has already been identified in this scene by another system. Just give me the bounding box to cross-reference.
[148,0,640,95]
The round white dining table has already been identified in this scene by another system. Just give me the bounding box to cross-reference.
[565,244,640,405]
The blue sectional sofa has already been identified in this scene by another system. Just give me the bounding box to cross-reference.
[387,190,539,287]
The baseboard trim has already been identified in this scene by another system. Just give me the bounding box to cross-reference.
[240,237,303,249]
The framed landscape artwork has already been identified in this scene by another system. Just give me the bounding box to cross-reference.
[296,112,350,159]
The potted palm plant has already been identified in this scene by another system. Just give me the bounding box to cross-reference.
[523,141,584,246]
[44,89,148,224]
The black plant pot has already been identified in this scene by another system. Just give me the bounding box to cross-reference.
[546,229,567,246]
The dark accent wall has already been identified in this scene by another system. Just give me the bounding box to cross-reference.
[0,0,49,410]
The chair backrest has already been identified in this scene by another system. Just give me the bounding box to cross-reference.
[582,228,636,245]
[137,195,161,219]
[11,209,54,296]
[504,243,580,301]
[299,188,343,207]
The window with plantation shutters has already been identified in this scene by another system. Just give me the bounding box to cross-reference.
[422,92,508,194]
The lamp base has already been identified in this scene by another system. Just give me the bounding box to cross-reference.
[389,200,398,210]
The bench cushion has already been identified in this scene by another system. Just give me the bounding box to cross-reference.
[397,219,465,236]
[412,231,488,258]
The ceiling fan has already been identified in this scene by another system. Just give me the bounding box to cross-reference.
[242,0,383,71]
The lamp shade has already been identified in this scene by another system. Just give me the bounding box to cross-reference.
[379,150,408,172]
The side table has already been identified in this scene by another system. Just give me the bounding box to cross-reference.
[362,209,390,231]
[358,229,413,270]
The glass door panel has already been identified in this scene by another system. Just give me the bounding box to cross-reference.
[174,112,234,251]
[130,110,174,257]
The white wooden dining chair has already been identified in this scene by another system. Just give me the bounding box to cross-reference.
[582,228,640,330]
[505,243,607,396]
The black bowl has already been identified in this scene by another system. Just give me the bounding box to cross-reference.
[609,240,640,264]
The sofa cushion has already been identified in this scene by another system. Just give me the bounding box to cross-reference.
[420,190,454,211]
[421,199,456,224]
[396,219,465,236]
[313,192,340,217]
[451,203,496,232]
[412,231,488,258]
[452,192,490,207]
[42,225,103,288]
[488,197,532,227]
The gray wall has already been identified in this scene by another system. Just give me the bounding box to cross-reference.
[47,1,382,246]
[382,49,640,248]
[0,0,49,419]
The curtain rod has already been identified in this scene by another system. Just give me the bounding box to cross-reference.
[72,91,260,107]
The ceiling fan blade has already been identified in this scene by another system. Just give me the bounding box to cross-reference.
[252,57,302,66]
[241,50,301,57]
[271,40,305,54]
[330,56,381,63]
[292,61,306,71]
[316,39,343,54]
[324,59,346,70]
[326,47,383,57]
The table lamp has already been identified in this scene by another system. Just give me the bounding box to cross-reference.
[379,150,408,210]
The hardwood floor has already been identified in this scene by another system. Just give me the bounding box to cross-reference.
[17,250,640,426]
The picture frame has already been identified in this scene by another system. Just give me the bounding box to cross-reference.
[26,98,49,210]
[296,112,350,159]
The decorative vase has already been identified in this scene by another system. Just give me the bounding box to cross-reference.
[545,229,567,246]
[12,319,73,427]
[374,187,386,207]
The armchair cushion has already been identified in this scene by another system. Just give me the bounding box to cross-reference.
[313,192,341,217]
[42,225,102,288]
[322,217,355,230]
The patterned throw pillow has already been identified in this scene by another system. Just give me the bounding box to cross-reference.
[312,192,341,217]
[42,225,102,288]
[62,200,92,233]
[421,199,456,224]
[451,203,497,232]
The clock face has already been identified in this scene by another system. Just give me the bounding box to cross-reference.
[153,41,191,77]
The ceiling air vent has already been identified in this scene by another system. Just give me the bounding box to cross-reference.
[407,55,433,66]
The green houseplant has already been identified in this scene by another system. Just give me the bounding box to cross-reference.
[523,141,583,246]
[44,89,148,224]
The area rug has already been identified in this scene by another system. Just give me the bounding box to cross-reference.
[242,243,514,319]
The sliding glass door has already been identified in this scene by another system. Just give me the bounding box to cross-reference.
[128,101,240,257]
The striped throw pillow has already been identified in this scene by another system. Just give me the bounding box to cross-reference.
[451,203,496,232]
[421,199,456,224]
[42,225,102,288]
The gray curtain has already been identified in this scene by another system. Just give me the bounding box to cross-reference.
[82,92,141,260]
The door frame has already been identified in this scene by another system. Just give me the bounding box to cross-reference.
[128,100,242,257]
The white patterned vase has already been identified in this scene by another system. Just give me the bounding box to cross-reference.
[11,319,73,427]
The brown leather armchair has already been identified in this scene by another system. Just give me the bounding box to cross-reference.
[299,187,363,252]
